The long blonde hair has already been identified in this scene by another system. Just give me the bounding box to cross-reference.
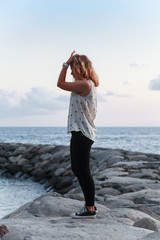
[70,54,99,87]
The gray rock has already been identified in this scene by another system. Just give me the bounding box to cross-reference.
[149,205,160,217]
[2,227,27,240]
[101,176,153,187]
[13,146,27,156]
[39,153,53,161]
[54,167,65,176]
[130,171,160,181]
[37,146,55,154]
[133,217,158,231]
[55,175,74,191]
[49,147,69,163]
[122,184,147,193]
[0,157,7,164]
[17,158,28,166]
[0,150,12,158]
[141,232,160,240]
[113,160,148,168]
[8,156,17,163]
[127,154,148,161]
[22,164,33,174]
[65,186,85,201]
[35,160,50,169]
[2,144,16,152]
[6,164,21,175]
[0,194,153,240]
[134,197,159,205]
[62,150,70,159]
[31,168,45,180]
[97,187,121,196]
[96,167,128,180]
[104,196,134,208]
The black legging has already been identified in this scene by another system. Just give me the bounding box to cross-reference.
[70,131,95,206]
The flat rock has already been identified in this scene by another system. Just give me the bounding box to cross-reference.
[101,176,153,187]
[97,187,121,196]
[2,227,27,240]
[0,193,155,240]
[141,232,160,240]
[96,168,128,180]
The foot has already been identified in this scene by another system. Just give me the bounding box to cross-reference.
[70,206,96,219]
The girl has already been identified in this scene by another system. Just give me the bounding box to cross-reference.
[57,51,99,218]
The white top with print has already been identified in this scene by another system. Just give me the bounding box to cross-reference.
[67,80,97,141]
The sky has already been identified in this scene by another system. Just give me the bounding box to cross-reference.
[0,0,160,127]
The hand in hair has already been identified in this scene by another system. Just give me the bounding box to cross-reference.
[66,51,76,65]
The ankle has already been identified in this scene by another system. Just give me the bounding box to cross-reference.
[86,206,95,211]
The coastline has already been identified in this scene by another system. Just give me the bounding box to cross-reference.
[0,142,160,239]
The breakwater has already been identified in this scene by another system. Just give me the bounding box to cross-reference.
[1,142,160,212]
[1,142,160,239]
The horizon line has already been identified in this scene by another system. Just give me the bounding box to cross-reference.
[0,126,160,128]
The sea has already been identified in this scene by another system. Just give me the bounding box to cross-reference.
[0,127,160,219]
[0,127,160,154]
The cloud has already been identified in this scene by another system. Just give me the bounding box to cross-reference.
[123,81,132,86]
[129,63,149,69]
[105,91,131,98]
[106,91,115,96]
[56,95,70,102]
[148,76,160,90]
[0,87,107,119]
[0,87,70,118]
[116,94,131,98]
[129,63,139,68]
[97,93,106,102]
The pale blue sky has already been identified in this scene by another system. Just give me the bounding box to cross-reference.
[0,0,160,126]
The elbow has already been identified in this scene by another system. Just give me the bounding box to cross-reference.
[57,82,64,89]
[57,82,61,88]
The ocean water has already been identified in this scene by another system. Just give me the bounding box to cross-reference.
[0,127,160,219]
[0,171,47,219]
[0,127,160,154]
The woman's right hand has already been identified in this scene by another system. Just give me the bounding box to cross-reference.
[66,51,76,65]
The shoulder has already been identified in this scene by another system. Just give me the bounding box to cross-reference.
[77,79,91,90]
[86,79,92,89]
[78,80,92,97]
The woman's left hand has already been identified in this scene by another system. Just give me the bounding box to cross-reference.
[66,51,76,65]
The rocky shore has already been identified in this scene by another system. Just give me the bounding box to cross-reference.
[0,142,160,239]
